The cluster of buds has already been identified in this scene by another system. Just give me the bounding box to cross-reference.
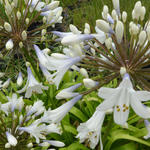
[0,0,62,78]
[33,0,150,149]
[0,93,64,149]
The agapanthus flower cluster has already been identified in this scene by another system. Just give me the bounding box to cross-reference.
[0,0,62,78]
[34,0,150,149]
[0,93,65,149]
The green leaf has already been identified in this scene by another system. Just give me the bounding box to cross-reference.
[64,125,78,135]
[59,142,90,150]
[105,130,150,150]
[111,142,137,150]
[70,106,88,122]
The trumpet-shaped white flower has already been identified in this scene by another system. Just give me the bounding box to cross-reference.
[35,45,83,88]
[6,131,17,146]
[2,78,11,88]
[144,120,150,139]
[40,95,83,123]
[19,120,47,143]
[56,83,81,100]
[97,74,150,126]
[6,93,24,112]
[17,67,48,98]
[26,100,45,116]
[76,110,105,149]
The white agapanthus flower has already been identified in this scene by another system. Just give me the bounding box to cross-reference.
[26,100,45,116]
[35,44,83,88]
[40,95,83,123]
[76,110,105,149]
[42,140,65,147]
[17,67,48,98]
[56,83,81,100]
[97,73,150,126]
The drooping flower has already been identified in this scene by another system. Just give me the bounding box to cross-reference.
[97,74,150,126]
[76,110,105,149]
[17,67,48,98]
[40,95,83,123]
[56,83,82,100]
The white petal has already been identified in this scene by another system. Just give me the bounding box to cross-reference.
[98,87,116,99]
[131,95,150,118]
[135,91,150,102]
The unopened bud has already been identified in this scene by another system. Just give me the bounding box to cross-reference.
[21,31,27,40]
[17,72,23,86]
[115,21,124,44]
[84,23,90,34]
[122,11,127,23]
[19,42,23,48]
[6,39,14,50]
[2,78,11,88]
[112,0,120,15]
[80,68,89,78]
[69,24,81,34]
[5,143,11,148]
[139,30,147,46]
[26,62,30,67]
[43,16,47,24]
[83,78,97,88]
[96,19,113,33]
[25,18,29,25]
[140,6,146,21]
[41,29,47,36]
[130,23,139,35]
[105,37,112,49]
[120,67,127,76]
[4,22,12,32]
[41,36,46,42]
[111,9,118,21]
[27,143,33,148]
[16,11,21,20]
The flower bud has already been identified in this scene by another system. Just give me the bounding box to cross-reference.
[140,6,146,21]
[16,11,21,20]
[120,67,127,76]
[112,0,120,14]
[96,19,113,33]
[25,18,29,25]
[26,62,30,67]
[0,72,5,78]
[83,78,97,88]
[134,1,142,20]
[4,22,12,32]
[111,9,118,21]
[41,29,47,36]
[43,16,47,24]
[84,23,90,34]
[6,39,14,50]
[80,68,89,78]
[5,143,11,148]
[19,42,23,48]
[13,0,18,7]
[122,11,127,23]
[21,31,27,40]
[2,78,11,88]
[69,24,81,34]
[130,23,139,35]
[27,143,33,148]
[17,72,23,86]
[139,30,147,46]
[115,21,124,44]
[41,36,46,42]
[105,37,112,49]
